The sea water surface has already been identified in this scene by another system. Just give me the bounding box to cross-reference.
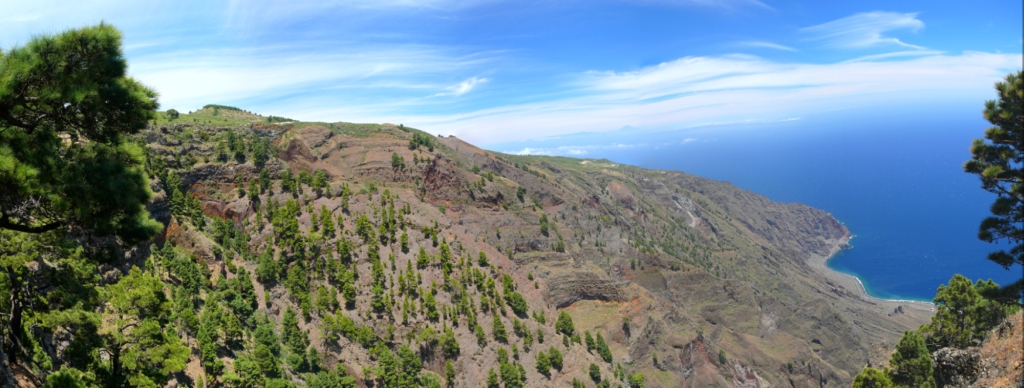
[492,109,1020,301]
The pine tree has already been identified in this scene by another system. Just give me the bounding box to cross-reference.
[248,179,260,205]
[539,213,549,236]
[441,327,460,359]
[535,351,551,376]
[313,170,328,194]
[259,167,271,193]
[253,343,281,377]
[230,354,267,387]
[506,291,528,316]
[391,152,406,170]
[424,289,439,321]
[445,360,456,388]
[920,274,991,350]
[375,344,401,388]
[548,347,563,371]
[555,311,575,336]
[628,372,647,388]
[0,24,162,242]
[396,344,422,385]
[342,271,357,309]
[281,307,308,355]
[887,331,934,388]
[486,368,500,388]
[476,324,488,348]
[963,70,1024,304]
[101,267,188,386]
[280,169,295,192]
[255,248,280,283]
[853,367,894,388]
[589,363,601,382]
[493,316,508,342]
[478,251,489,267]
[500,362,521,388]
[320,205,336,238]
[596,332,613,363]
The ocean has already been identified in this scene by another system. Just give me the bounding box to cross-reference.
[492,108,1021,301]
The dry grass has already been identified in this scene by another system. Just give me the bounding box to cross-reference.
[974,311,1023,387]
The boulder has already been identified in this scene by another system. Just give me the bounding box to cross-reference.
[932,347,981,387]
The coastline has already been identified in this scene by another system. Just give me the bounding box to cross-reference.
[809,235,935,310]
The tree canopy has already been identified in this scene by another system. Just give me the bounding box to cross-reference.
[0,24,168,386]
[963,70,1024,304]
[0,23,161,244]
[887,331,934,388]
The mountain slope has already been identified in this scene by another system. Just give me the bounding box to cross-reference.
[138,107,932,387]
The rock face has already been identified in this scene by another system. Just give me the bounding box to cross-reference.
[933,347,981,387]
[547,272,631,308]
[131,119,933,387]
[147,178,171,226]
[422,157,465,201]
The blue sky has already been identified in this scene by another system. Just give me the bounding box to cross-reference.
[1,0,1020,145]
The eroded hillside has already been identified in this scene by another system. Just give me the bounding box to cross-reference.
[137,107,932,387]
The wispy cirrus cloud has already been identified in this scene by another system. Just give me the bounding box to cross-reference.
[505,137,707,156]
[737,41,798,52]
[640,0,772,10]
[508,142,649,156]
[841,49,945,63]
[397,51,1020,144]
[434,77,489,97]
[801,12,925,49]
[3,2,1017,147]
[129,45,499,113]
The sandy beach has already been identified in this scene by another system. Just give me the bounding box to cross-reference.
[809,235,936,316]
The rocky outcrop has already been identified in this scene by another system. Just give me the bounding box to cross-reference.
[422,157,464,202]
[279,137,318,171]
[628,317,664,364]
[147,178,171,226]
[731,363,770,388]
[546,271,631,308]
[179,160,283,187]
[933,347,981,387]
[298,125,334,148]
[181,163,237,186]
[468,184,505,206]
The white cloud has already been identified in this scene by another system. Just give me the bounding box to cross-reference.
[434,77,489,97]
[126,43,1018,146]
[737,41,798,52]
[640,0,772,10]
[841,50,945,63]
[5,2,1017,148]
[801,12,925,49]
[506,142,650,156]
[129,45,496,112]
[504,139,710,156]
[395,51,1020,144]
